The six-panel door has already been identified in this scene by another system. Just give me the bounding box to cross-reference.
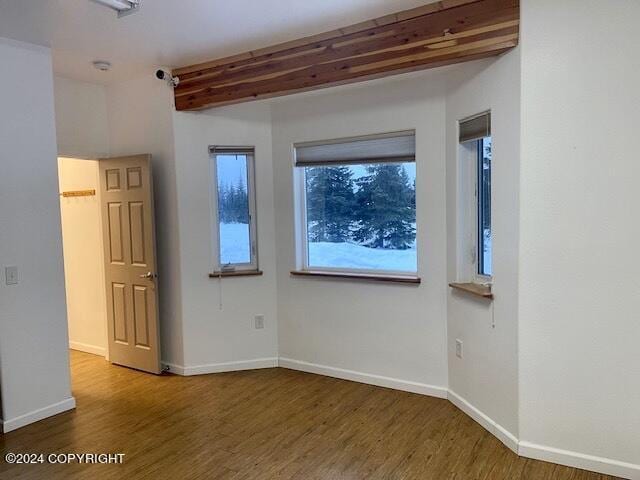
[99,155,161,374]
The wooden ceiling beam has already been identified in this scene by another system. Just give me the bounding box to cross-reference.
[172,0,519,111]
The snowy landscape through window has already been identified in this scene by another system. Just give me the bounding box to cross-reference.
[295,132,417,274]
[459,112,492,279]
[211,147,258,272]
[477,136,492,276]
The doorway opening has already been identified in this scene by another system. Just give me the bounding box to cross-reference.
[58,157,110,360]
[58,155,162,376]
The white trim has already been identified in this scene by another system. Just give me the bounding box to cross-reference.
[18,352,627,479]
[447,390,518,453]
[447,389,639,478]
[210,149,259,272]
[162,357,278,376]
[278,357,447,398]
[294,157,418,277]
[69,341,106,357]
[1,397,76,433]
[161,361,186,375]
[0,358,630,479]
[295,166,309,270]
[518,441,640,480]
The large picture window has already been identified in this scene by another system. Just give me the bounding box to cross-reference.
[210,146,258,272]
[295,132,417,275]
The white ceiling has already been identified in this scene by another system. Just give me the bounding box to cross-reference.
[0,0,428,84]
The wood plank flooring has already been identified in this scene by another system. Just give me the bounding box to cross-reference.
[0,351,621,479]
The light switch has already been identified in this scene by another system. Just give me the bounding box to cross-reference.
[5,266,18,285]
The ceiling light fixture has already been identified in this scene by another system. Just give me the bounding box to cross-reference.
[91,0,141,18]
[92,60,112,71]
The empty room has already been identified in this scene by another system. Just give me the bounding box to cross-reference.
[0,0,638,479]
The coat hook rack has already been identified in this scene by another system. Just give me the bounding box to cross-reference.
[60,189,96,198]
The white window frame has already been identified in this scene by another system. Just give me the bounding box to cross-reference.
[474,137,492,280]
[293,142,418,277]
[459,135,492,283]
[210,147,259,273]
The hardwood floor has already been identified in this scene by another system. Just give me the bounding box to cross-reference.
[0,351,620,480]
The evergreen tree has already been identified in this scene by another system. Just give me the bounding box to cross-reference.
[481,139,491,229]
[353,164,415,249]
[232,177,249,223]
[410,178,416,223]
[305,166,356,242]
[218,177,249,224]
[218,184,230,223]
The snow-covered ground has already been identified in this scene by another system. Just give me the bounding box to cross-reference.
[309,241,416,272]
[220,223,417,271]
[482,228,492,275]
[220,223,250,264]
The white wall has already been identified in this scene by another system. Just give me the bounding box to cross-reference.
[54,76,109,158]
[171,104,279,370]
[57,158,108,357]
[445,50,521,439]
[0,38,74,430]
[106,72,185,367]
[27,4,640,472]
[518,0,640,472]
[53,75,110,359]
[271,72,449,393]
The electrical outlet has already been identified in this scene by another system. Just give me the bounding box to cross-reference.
[455,339,463,359]
[254,314,265,330]
[5,266,18,285]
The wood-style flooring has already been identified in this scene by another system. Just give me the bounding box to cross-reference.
[0,351,621,479]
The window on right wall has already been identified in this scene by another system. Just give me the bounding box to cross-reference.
[459,112,492,280]
[477,135,492,276]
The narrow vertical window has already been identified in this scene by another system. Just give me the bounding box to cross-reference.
[459,112,492,279]
[210,147,258,272]
[477,136,492,276]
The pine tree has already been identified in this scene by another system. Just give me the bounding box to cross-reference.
[218,178,249,224]
[232,177,249,223]
[481,139,491,229]
[353,164,415,249]
[218,184,231,223]
[305,166,356,242]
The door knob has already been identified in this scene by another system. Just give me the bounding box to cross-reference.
[139,271,156,279]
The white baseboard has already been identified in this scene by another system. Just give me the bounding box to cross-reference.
[69,341,106,357]
[278,357,448,399]
[519,441,640,480]
[1,397,76,433]
[447,390,519,453]
[447,390,638,479]
[162,361,186,375]
[162,357,278,376]
[59,351,638,480]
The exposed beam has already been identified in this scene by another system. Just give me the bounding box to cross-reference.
[173,0,519,111]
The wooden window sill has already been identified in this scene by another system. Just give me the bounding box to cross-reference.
[209,270,263,278]
[291,270,421,285]
[449,282,493,299]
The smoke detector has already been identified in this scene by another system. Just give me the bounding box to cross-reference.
[91,0,142,18]
[92,61,112,72]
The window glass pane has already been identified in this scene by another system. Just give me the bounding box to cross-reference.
[216,154,251,265]
[478,136,492,276]
[304,162,416,272]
